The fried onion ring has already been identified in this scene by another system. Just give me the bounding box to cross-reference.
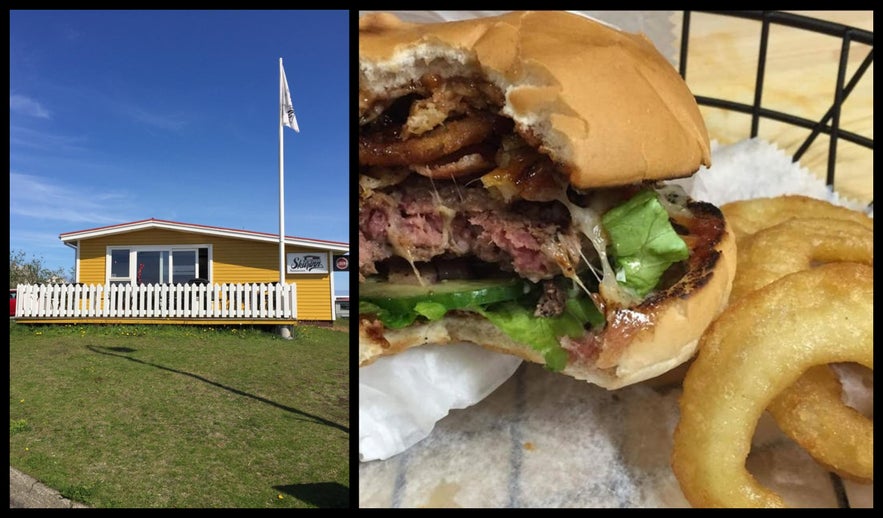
[720,195,873,244]
[766,364,873,483]
[722,203,874,483]
[729,217,874,302]
[671,263,873,508]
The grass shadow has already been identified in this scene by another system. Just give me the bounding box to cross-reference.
[273,482,349,508]
[86,344,348,434]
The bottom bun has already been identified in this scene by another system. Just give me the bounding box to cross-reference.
[360,211,736,390]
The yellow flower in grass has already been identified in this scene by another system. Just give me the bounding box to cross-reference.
[277,494,284,500]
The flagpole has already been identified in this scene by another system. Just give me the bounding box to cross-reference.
[278,57,286,285]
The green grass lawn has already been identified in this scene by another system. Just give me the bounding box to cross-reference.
[9,321,350,508]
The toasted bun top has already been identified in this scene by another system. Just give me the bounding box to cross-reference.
[359,11,711,189]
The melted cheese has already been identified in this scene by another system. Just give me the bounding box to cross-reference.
[395,183,459,287]
[558,196,642,309]
[655,183,693,220]
[564,184,697,310]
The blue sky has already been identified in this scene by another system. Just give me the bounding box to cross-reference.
[9,10,350,295]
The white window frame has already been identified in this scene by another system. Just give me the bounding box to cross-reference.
[108,248,133,285]
[105,244,212,285]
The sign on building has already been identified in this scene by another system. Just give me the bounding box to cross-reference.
[287,252,328,274]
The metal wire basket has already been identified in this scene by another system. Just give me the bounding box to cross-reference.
[678,10,873,211]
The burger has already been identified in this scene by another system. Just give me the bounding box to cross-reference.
[358,11,736,390]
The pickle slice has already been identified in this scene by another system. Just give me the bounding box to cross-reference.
[360,278,526,315]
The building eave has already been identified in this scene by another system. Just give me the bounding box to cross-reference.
[58,218,349,253]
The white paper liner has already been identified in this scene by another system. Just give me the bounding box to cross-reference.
[359,343,522,461]
[670,138,871,212]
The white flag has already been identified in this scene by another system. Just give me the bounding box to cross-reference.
[281,63,300,133]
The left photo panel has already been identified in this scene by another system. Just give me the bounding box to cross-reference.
[10,9,352,509]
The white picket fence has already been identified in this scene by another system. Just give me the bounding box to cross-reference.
[14,282,298,320]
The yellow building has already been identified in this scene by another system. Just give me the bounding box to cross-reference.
[17,218,349,325]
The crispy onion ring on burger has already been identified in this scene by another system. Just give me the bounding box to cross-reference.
[671,263,873,508]
[358,11,737,389]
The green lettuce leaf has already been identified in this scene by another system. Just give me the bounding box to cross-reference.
[359,300,417,329]
[476,294,603,372]
[601,189,689,297]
